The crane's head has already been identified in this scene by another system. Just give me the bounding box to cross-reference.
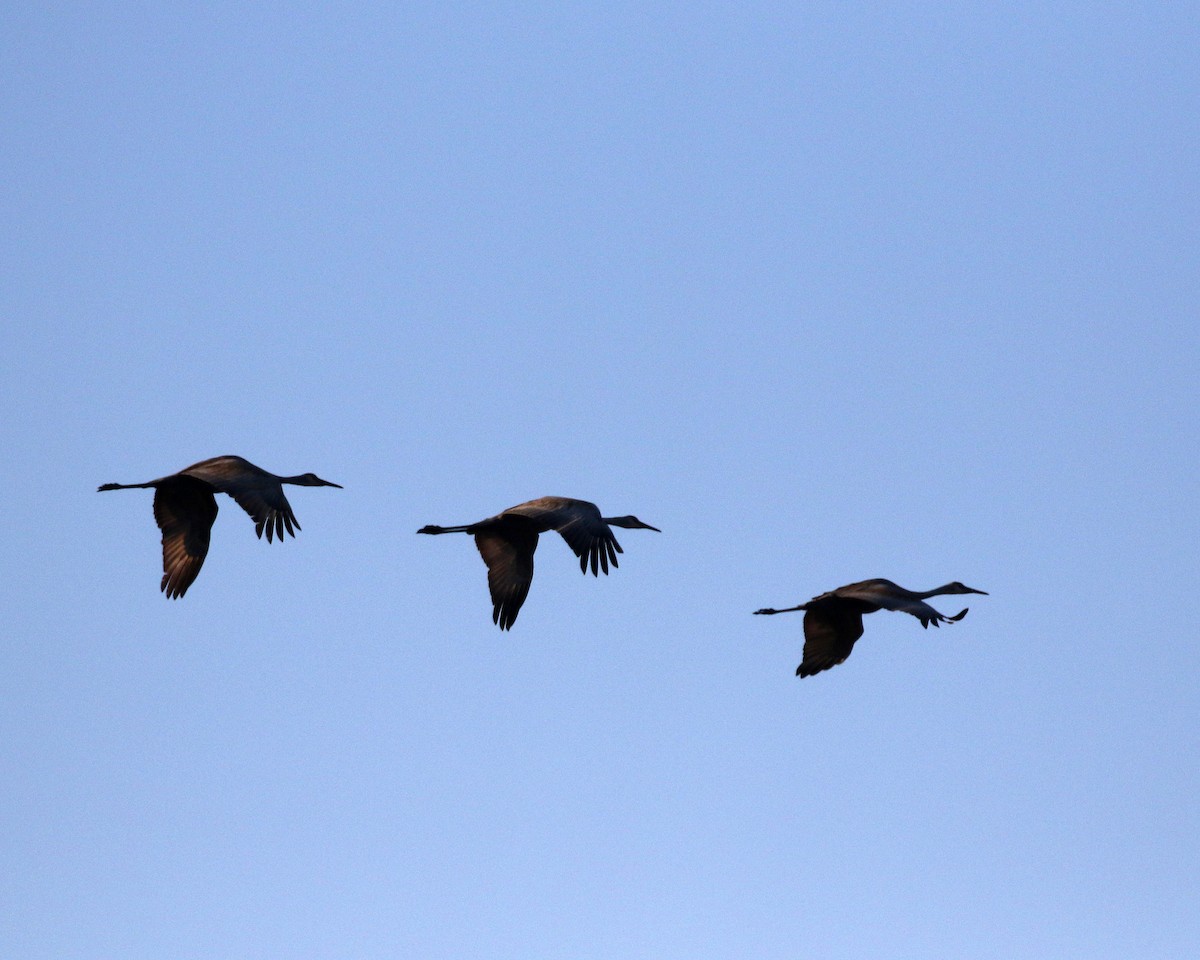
[605,515,661,532]
[943,581,988,595]
[294,473,343,488]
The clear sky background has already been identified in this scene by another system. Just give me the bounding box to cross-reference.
[2,3,1197,958]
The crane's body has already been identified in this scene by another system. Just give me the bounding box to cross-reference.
[418,496,660,629]
[755,578,988,677]
[99,455,341,598]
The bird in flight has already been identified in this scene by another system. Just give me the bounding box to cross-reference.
[418,496,660,629]
[98,455,342,598]
[754,578,988,677]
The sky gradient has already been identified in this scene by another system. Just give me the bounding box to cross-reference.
[2,3,1197,958]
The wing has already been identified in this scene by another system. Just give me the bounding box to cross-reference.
[510,499,622,576]
[556,514,622,576]
[828,580,962,626]
[152,477,219,599]
[798,605,865,678]
[189,466,299,543]
[475,519,539,630]
[911,606,970,629]
[865,594,965,628]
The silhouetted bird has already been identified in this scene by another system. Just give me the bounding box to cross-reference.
[755,578,988,677]
[418,496,660,629]
[99,455,342,598]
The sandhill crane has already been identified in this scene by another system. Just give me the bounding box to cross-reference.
[418,496,660,629]
[98,455,342,598]
[754,578,988,678]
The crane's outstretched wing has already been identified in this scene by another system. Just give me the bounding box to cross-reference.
[189,467,299,543]
[555,514,622,576]
[503,498,621,576]
[798,605,866,678]
[916,607,970,628]
[475,519,539,630]
[152,477,219,598]
[825,581,968,628]
[868,593,969,628]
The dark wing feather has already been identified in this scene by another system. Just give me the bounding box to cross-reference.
[501,498,622,577]
[152,477,218,598]
[197,472,299,543]
[798,604,865,677]
[916,607,970,629]
[553,514,621,577]
[475,518,539,630]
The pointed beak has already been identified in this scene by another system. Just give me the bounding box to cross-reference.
[643,522,662,532]
[966,586,988,595]
[323,480,344,488]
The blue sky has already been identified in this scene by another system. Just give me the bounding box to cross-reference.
[2,3,1197,957]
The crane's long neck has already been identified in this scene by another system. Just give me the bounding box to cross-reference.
[98,481,156,491]
[917,583,961,599]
